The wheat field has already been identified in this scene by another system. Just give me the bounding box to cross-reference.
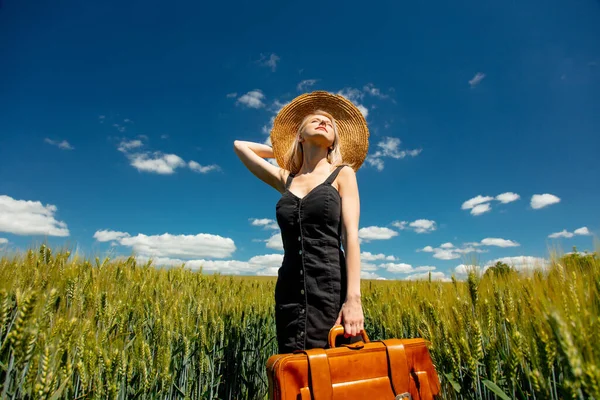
[0,244,598,399]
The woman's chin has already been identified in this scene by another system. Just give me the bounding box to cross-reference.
[306,132,333,144]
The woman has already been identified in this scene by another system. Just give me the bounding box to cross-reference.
[233,91,370,353]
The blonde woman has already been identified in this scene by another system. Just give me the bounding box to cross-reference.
[234,91,370,353]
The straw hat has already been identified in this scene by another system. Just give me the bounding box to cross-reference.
[270,91,370,171]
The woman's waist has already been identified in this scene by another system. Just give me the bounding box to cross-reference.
[282,235,341,248]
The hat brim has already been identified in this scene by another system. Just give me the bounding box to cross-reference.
[270,91,370,171]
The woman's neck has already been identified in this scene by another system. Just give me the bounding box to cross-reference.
[298,143,331,175]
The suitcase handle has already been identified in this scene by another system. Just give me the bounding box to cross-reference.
[327,324,370,348]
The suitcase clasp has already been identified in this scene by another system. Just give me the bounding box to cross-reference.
[396,394,412,400]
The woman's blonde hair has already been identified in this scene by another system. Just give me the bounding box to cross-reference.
[283,110,350,174]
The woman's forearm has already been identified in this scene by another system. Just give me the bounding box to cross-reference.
[233,140,274,159]
[344,233,362,300]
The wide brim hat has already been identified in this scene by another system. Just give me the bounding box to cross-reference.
[270,91,370,171]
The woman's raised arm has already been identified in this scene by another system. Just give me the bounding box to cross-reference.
[233,140,287,193]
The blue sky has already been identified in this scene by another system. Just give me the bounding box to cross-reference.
[1,0,599,280]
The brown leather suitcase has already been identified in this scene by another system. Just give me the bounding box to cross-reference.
[266,325,441,400]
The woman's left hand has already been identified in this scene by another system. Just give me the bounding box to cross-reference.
[335,295,364,337]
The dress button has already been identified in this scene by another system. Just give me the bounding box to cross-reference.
[301,289,305,295]
[298,236,301,241]
[299,250,302,255]
[300,331,304,336]
[300,308,305,314]
[300,269,303,275]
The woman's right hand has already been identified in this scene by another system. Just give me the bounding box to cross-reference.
[233,140,285,192]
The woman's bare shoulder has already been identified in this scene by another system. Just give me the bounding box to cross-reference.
[334,165,357,192]
[338,164,357,180]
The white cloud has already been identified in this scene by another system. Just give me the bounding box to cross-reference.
[462,193,520,215]
[118,139,143,152]
[405,271,450,282]
[336,88,368,119]
[394,219,436,234]
[337,87,364,103]
[454,246,481,254]
[433,249,461,260]
[454,264,482,277]
[363,83,389,99]
[366,137,421,171]
[361,251,396,261]
[414,266,437,272]
[358,226,398,242]
[365,157,385,171]
[574,227,591,236]
[170,258,253,273]
[236,90,266,109]
[484,256,549,272]
[361,271,382,280]
[391,221,407,230]
[130,233,235,259]
[270,100,290,114]
[250,218,279,230]
[549,226,591,238]
[226,92,238,98]
[258,53,280,71]
[531,194,560,209]
[129,153,186,174]
[454,245,488,254]
[247,254,284,270]
[409,219,437,233]
[469,72,486,88]
[93,229,131,242]
[357,105,369,119]
[297,79,318,91]
[462,195,494,210]
[361,262,379,271]
[0,238,8,244]
[257,266,281,276]
[117,138,217,175]
[376,137,421,159]
[136,253,282,275]
[373,263,437,277]
[0,195,69,237]
[44,138,74,150]
[420,241,487,260]
[548,229,573,239]
[496,192,520,204]
[471,203,492,216]
[381,262,413,273]
[106,232,236,259]
[423,237,520,260]
[266,232,284,251]
[262,115,277,135]
[188,161,220,174]
[480,238,520,247]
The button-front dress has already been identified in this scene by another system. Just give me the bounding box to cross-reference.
[274,165,359,353]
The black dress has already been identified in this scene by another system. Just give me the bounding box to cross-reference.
[274,165,360,353]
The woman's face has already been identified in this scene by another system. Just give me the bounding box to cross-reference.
[302,114,335,146]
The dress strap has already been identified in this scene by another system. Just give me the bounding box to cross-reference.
[325,165,345,185]
[285,171,295,189]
